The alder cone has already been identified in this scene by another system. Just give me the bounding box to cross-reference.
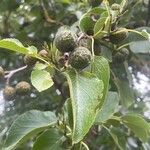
[109,28,128,44]
[54,28,77,52]
[16,81,31,95]
[3,86,16,100]
[69,47,91,70]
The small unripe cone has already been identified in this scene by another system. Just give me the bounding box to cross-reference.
[111,3,121,11]
[109,28,128,44]
[113,48,129,63]
[38,50,49,58]
[15,81,31,95]
[3,86,16,100]
[0,66,4,78]
[24,55,37,66]
[69,47,91,70]
[54,27,77,52]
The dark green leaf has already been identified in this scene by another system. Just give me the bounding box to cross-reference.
[33,129,65,150]
[4,110,57,150]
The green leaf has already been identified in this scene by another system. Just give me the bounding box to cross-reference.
[95,92,119,124]
[122,114,150,143]
[79,16,95,34]
[4,110,57,150]
[65,69,103,143]
[94,17,107,35]
[91,56,110,106]
[116,79,134,108]
[87,7,106,15]
[33,129,65,150]
[0,38,37,55]
[94,11,110,39]
[105,127,126,150]
[34,63,48,70]
[31,69,54,92]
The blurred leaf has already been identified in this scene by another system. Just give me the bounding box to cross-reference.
[65,69,103,143]
[33,129,65,150]
[95,92,119,124]
[122,114,150,143]
[116,79,134,108]
[127,27,150,53]
[129,41,150,53]
[4,110,57,150]
[31,69,54,92]
[0,38,37,55]
[106,127,126,150]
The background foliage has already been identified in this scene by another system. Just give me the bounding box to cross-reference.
[0,0,150,149]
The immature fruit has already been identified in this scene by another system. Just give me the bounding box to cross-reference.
[15,81,31,95]
[113,48,129,63]
[69,47,91,70]
[38,49,48,58]
[3,86,16,100]
[54,27,77,52]
[111,3,121,11]
[24,55,37,66]
[109,28,128,44]
[0,66,4,78]
[88,0,103,7]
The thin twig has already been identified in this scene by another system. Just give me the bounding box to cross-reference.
[5,65,27,85]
